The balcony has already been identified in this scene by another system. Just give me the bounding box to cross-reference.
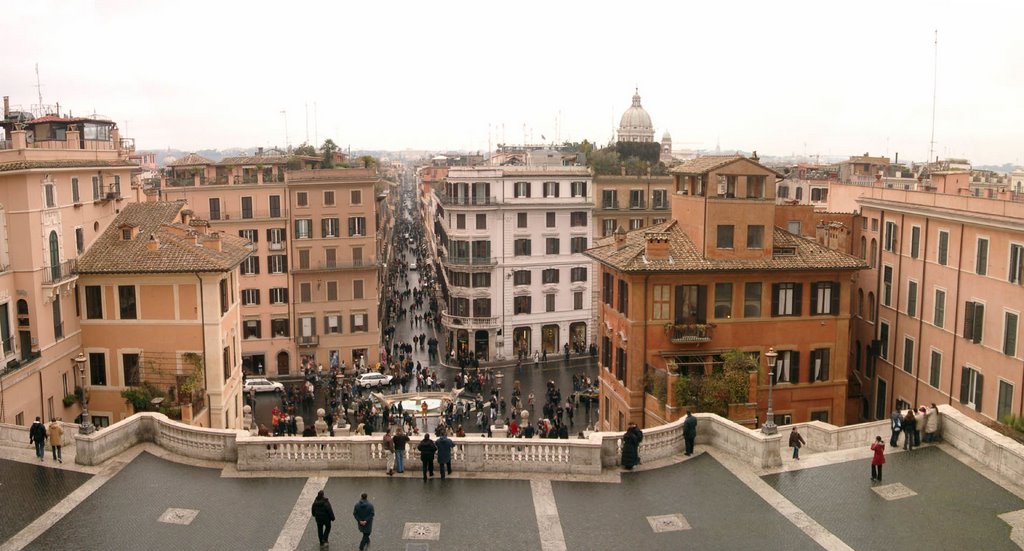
[292,260,379,273]
[296,335,319,347]
[207,209,288,221]
[601,201,620,210]
[43,259,78,285]
[439,195,497,206]
[667,323,714,344]
[441,312,500,330]
[442,256,496,267]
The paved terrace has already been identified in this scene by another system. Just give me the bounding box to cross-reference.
[2,406,1024,551]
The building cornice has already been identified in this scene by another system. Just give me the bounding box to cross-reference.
[857,196,1024,233]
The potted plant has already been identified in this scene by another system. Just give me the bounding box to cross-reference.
[62,393,78,407]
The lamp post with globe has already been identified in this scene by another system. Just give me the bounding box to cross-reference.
[762,347,778,435]
[74,353,94,435]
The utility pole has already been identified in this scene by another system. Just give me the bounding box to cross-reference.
[35,63,43,108]
[928,29,938,163]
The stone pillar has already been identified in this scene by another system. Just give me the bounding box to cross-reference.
[314,408,328,436]
[242,405,254,433]
[295,416,305,435]
[491,424,508,438]
[11,129,27,149]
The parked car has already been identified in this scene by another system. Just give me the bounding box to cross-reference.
[355,372,393,388]
[243,377,284,393]
[409,260,418,270]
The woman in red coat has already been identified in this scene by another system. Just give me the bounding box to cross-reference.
[870,436,886,482]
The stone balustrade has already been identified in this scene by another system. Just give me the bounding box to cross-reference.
[0,420,79,448]
[782,419,890,452]
[74,412,238,466]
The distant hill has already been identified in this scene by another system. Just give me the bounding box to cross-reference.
[974,163,1020,173]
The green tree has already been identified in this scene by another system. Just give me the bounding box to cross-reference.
[589,149,620,175]
[359,155,378,170]
[672,349,755,416]
[321,138,339,168]
[292,143,317,156]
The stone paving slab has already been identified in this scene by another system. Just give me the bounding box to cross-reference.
[0,458,92,545]
[24,452,305,551]
[762,445,1024,551]
[298,475,538,550]
[552,453,822,551]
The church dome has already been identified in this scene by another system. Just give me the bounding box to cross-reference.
[618,89,655,143]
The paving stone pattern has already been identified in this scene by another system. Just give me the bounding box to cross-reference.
[0,458,91,544]
[762,446,1024,551]
[24,452,305,551]
[552,454,822,551]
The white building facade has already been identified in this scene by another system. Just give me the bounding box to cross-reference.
[435,166,594,362]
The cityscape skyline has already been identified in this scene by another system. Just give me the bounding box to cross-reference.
[4,1,1024,165]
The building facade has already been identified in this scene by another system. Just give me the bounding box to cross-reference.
[617,89,656,143]
[435,166,594,361]
[593,174,674,237]
[586,155,866,431]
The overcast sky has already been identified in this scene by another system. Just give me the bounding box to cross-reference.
[4,0,1023,165]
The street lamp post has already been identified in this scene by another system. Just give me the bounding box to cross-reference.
[762,347,778,435]
[74,353,94,435]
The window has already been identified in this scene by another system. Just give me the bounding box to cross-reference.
[603,219,617,237]
[999,380,1015,422]
[787,220,801,235]
[209,198,221,220]
[244,319,261,339]
[296,191,308,207]
[907,281,918,317]
[52,296,62,340]
[960,366,983,412]
[517,213,528,228]
[514,181,531,198]
[747,225,764,249]
[350,279,364,300]
[774,350,798,384]
[810,187,828,202]
[326,281,338,301]
[570,212,587,227]
[300,283,312,303]
[455,214,465,229]
[92,176,101,200]
[514,295,531,314]
[603,273,614,305]
[514,239,531,256]
[269,195,282,218]
[571,180,587,197]
[810,348,830,382]
[298,249,310,270]
[777,185,789,199]
[882,266,893,306]
[964,301,985,344]
[89,352,107,386]
[929,350,942,388]
[545,238,559,255]
[449,271,469,287]
[239,255,261,275]
[295,219,312,239]
[629,219,643,231]
[71,177,80,203]
[1010,244,1024,284]
[653,285,671,319]
[241,289,260,305]
[934,289,946,328]
[794,187,803,201]
[571,237,588,254]
[629,190,645,209]
[347,217,366,236]
[883,221,897,252]
[772,283,801,316]
[879,321,890,360]
[601,189,617,209]
[321,217,340,238]
[323,190,335,206]
[476,214,487,230]
[1005,312,1019,357]
[675,284,707,323]
[868,292,876,322]
[270,287,288,304]
[717,225,734,249]
[574,291,583,310]
[272,318,289,337]
[219,279,229,314]
[570,267,587,282]
[714,283,732,319]
[325,314,340,334]
[902,337,914,373]
[543,181,559,198]
[112,175,121,195]
[239,229,258,243]
[617,279,629,315]
[268,255,287,274]
[241,196,253,219]
[615,347,627,381]
[44,183,56,208]
[543,212,555,228]
[546,294,555,312]
[652,189,668,209]
[542,269,559,284]
[811,282,839,315]
[513,270,531,285]
[118,285,137,319]
[268,228,286,248]
[346,189,360,205]
[744,282,762,318]
[976,238,989,275]
[937,231,949,265]
[85,286,103,319]
[908,226,920,259]
[76,228,85,255]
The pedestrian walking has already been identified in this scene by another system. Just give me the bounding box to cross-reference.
[902,409,917,451]
[870,436,886,482]
[789,427,806,460]
[418,433,437,481]
[436,433,454,480]
[383,429,395,476]
[29,417,47,461]
[352,492,375,550]
[310,490,335,547]
[621,422,643,469]
[682,410,697,456]
[48,418,64,463]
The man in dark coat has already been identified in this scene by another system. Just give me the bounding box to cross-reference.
[352,492,375,550]
[418,433,437,481]
[310,490,335,547]
[682,410,698,456]
[435,433,454,480]
[621,422,643,469]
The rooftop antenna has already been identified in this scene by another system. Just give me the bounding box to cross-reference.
[314,102,318,145]
[280,109,289,150]
[928,29,938,163]
[34,62,43,107]
[304,102,309,144]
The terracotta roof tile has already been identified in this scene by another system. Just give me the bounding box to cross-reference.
[669,155,784,177]
[167,153,215,167]
[77,201,252,274]
[584,221,867,273]
[218,155,292,166]
[0,159,136,172]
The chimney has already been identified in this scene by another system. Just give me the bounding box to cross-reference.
[613,226,628,250]
[894,152,899,165]
[257,147,264,157]
[645,232,669,259]
[620,164,626,176]
[751,150,759,162]
[146,234,160,251]
[180,208,193,226]
[202,231,222,252]
[3,96,8,118]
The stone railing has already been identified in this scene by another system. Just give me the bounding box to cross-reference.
[934,405,1024,482]
[0,420,79,448]
[74,412,238,466]
[783,419,890,452]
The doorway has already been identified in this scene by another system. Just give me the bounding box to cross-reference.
[474,330,489,361]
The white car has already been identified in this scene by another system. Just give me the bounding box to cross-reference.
[409,260,418,270]
[356,372,393,388]
[244,377,284,393]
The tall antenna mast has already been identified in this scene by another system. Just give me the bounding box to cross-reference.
[928,29,938,163]
[34,63,43,107]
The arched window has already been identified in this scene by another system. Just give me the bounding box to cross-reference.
[867,292,876,322]
[870,239,878,269]
[858,289,864,317]
[860,236,867,260]
[795,187,803,201]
